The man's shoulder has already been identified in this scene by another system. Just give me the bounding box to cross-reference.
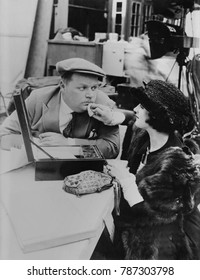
[30,85,59,98]
[29,85,60,104]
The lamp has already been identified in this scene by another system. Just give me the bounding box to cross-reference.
[146,19,199,88]
[151,0,195,18]
[146,20,187,59]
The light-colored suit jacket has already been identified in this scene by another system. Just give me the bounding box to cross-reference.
[0,85,120,158]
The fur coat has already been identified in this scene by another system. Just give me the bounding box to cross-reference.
[114,147,200,260]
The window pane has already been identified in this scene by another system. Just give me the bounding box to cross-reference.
[132,15,135,25]
[116,14,122,24]
[132,2,136,13]
[115,24,121,34]
[117,2,122,12]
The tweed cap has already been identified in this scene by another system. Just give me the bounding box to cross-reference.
[56,58,105,78]
[131,80,194,133]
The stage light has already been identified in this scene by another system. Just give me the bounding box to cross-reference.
[151,0,195,18]
[146,20,188,59]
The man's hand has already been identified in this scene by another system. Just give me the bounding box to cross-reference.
[38,132,69,146]
[0,134,23,150]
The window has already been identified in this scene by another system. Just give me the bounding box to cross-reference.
[130,1,141,37]
[143,4,153,33]
[112,0,126,36]
[68,0,108,40]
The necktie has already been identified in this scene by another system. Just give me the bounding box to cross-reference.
[63,112,75,138]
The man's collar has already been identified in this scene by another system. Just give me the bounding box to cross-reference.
[60,93,73,114]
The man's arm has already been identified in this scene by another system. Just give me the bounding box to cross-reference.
[88,104,135,126]
[67,124,120,159]
[0,110,23,150]
[37,131,120,160]
[86,90,120,158]
[0,86,56,150]
[93,123,120,159]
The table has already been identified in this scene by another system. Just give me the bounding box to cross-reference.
[0,163,114,260]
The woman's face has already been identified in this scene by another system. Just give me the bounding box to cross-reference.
[134,104,150,129]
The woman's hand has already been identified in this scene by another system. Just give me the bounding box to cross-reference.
[107,159,143,207]
[106,159,130,180]
[88,104,125,126]
[88,104,114,124]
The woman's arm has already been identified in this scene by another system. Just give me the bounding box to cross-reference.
[107,159,143,206]
[88,104,135,126]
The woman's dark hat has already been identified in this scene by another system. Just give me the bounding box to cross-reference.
[131,80,194,134]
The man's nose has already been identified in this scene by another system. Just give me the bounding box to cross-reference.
[85,88,95,98]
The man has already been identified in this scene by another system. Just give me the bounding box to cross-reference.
[0,58,120,158]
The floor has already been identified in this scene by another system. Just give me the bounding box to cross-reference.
[91,227,117,260]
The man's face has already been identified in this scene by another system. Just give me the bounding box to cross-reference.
[61,73,99,112]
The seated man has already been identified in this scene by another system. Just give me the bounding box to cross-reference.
[0,58,120,159]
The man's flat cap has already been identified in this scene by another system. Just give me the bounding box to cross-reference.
[56,58,105,77]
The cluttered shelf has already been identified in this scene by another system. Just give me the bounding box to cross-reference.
[46,40,103,76]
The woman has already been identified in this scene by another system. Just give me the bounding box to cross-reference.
[90,80,197,163]
[125,80,195,173]
[113,147,200,259]
[91,80,200,259]
[92,80,196,206]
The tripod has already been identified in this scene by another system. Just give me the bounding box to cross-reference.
[175,8,189,89]
[176,48,189,89]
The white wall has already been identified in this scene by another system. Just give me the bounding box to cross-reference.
[54,0,69,33]
[186,10,200,57]
[0,0,38,97]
